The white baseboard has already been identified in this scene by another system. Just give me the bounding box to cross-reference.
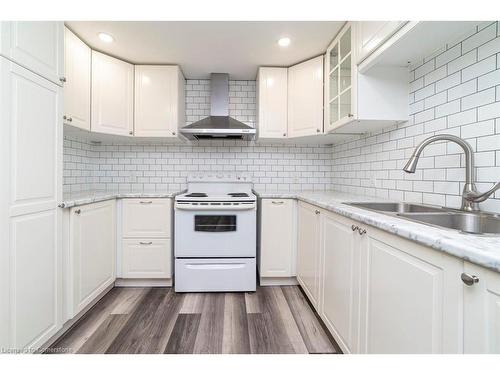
[259,277,298,286]
[114,278,172,287]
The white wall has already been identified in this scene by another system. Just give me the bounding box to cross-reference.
[332,22,500,213]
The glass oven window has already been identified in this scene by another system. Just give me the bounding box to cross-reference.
[194,215,237,232]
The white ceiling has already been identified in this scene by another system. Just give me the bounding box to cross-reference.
[66,21,344,79]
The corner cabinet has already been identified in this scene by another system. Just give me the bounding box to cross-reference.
[134,65,185,137]
[324,22,408,134]
[63,27,91,131]
[91,51,134,136]
[69,200,116,317]
[296,201,322,308]
[257,67,288,139]
[288,56,324,138]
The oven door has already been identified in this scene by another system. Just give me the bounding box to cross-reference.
[174,207,256,258]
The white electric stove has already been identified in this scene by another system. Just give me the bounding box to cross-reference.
[174,174,257,292]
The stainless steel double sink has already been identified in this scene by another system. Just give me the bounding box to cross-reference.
[344,202,500,235]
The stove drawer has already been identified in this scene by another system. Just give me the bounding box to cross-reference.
[175,258,256,292]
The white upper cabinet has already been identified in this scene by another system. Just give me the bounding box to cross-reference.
[463,261,500,353]
[288,56,324,138]
[324,22,408,134]
[0,21,64,86]
[257,67,288,139]
[355,21,406,64]
[134,65,185,137]
[63,27,91,131]
[91,51,134,136]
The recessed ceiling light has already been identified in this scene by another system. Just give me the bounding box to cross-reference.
[278,37,291,47]
[98,32,114,43]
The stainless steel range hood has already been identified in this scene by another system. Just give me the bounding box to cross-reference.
[180,73,256,140]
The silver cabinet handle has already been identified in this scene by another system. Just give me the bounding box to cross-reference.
[140,200,153,204]
[351,224,359,231]
[271,201,284,205]
[315,210,320,214]
[461,273,479,286]
[59,77,66,83]
[348,113,354,117]
[74,209,81,214]
[139,241,153,245]
[358,228,366,235]
[316,129,321,133]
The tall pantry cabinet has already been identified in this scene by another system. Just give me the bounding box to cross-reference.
[0,21,64,351]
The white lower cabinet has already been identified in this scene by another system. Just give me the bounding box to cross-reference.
[463,261,500,353]
[297,203,465,354]
[69,200,116,317]
[320,211,360,353]
[120,198,172,280]
[359,231,463,354]
[296,201,321,308]
[259,199,296,279]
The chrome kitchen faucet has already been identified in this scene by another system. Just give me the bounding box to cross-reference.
[403,134,500,212]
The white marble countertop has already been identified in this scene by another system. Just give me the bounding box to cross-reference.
[60,190,181,208]
[255,190,500,273]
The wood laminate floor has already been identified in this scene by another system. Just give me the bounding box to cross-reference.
[49,286,341,354]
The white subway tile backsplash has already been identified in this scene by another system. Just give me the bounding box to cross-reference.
[332,22,500,213]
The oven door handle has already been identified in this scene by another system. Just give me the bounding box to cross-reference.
[185,263,246,270]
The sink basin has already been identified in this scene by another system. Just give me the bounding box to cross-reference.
[345,202,446,213]
[398,212,500,235]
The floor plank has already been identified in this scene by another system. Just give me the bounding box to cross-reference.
[179,293,205,314]
[105,288,171,353]
[110,287,150,315]
[164,314,201,354]
[244,291,261,313]
[77,314,130,354]
[51,288,131,353]
[192,293,225,354]
[268,287,309,354]
[247,313,273,354]
[222,293,251,354]
[281,286,337,354]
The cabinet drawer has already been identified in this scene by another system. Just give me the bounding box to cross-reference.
[122,198,171,238]
[122,239,171,279]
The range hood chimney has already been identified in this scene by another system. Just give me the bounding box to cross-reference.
[179,73,256,140]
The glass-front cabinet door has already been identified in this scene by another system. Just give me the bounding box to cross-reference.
[325,23,355,133]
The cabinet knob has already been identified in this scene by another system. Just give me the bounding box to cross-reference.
[283,133,286,137]
[315,210,320,214]
[348,113,354,118]
[358,228,366,235]
[74,209,81,214]
[316,129,321,133]
[172,131,176,135]
[59,76,66,83]
[63,115,67,120]
[129,131,133,135]
[461,273,479,286]
[351,224,359,232]
[68,117,73,122]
